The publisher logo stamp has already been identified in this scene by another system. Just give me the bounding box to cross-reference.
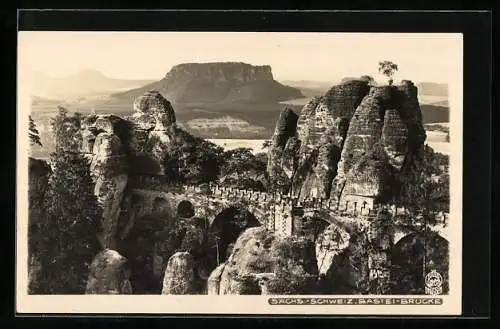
[425,270,443,295]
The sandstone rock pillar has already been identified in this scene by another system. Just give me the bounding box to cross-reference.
[85,249,133,294]
[161,252,197,295]
[90,117,129,249]
[207,263,226,295]
[366,210,393,294]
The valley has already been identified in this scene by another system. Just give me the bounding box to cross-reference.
[29,70,451,160]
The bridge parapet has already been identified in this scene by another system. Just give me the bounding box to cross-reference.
[130,176,447,227]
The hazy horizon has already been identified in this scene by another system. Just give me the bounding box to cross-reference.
[19,32,462,85]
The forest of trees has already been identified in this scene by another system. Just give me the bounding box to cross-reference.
[160,126,269,190]
[393,145,450,233]
[29,108,102,294]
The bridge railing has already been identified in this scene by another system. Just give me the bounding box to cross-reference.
[130,175,447,223]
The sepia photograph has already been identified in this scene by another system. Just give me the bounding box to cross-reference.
[17,29,463,315]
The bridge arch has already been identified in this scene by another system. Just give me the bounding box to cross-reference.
[390,231,449,294]
[153,197,170,214]
[300,216,331,243]
[207,204,261,268]
[177,200,195,218]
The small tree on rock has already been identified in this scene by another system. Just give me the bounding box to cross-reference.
[378,61,399,86]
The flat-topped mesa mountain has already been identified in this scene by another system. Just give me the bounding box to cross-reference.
[267,78,427,208]
[111,62,304,104]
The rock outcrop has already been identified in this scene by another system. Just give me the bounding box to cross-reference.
[315,224,350,275]
[161,251,198,294]
[112,62,304,104]
[312,210,394,294]
[79,91,196,249]
[85,249,133,294]
[296,80,370,149]
[391,231,449,294]
[129,90,177,175]
[207,262,227,295]
[332,82,426,206]
[267,79,426,208]
[82,115,129,249]
[211,226,318,295]
[267,108,299,191]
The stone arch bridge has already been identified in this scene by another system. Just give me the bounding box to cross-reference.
[125,175,448,242]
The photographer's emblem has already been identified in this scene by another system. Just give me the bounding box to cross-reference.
[425,270,443,295]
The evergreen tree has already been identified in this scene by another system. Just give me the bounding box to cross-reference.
[33,109,102,294]
[27,158,51,293]
[29,115,42,147]
[161,126,224,184]
[394,145,449,233]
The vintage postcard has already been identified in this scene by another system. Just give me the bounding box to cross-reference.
[17,31,463,315]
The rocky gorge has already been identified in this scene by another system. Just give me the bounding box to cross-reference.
[28,77,450,296]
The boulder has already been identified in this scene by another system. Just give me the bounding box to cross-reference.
[85,249,133,294]
[218,226,318,295]
[133,90,176,126]
[339,143,395,202]
[207,262,227,295]
[161,251,197,294]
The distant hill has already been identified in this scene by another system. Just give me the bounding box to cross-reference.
[281,79,448,99]
[111,62,304,104]
[420,104,449,123]
[279,80,335,91]
[31,70,155,100]
[32,95,62,106]
[416,82,448,97]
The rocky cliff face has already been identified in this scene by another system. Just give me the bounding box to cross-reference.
[266,108,299,191]
[315,224,350,275]
[77,89,226,268]
[81,115,129,249]
[112,62,304,104]
[267,79,426,207]
[78,90,186,249]
[332,81,426,205]
[209,226,318,295]
[129,90,177,175]
[296,80,370,149]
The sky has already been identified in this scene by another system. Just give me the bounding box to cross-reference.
[18,32,462,84]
